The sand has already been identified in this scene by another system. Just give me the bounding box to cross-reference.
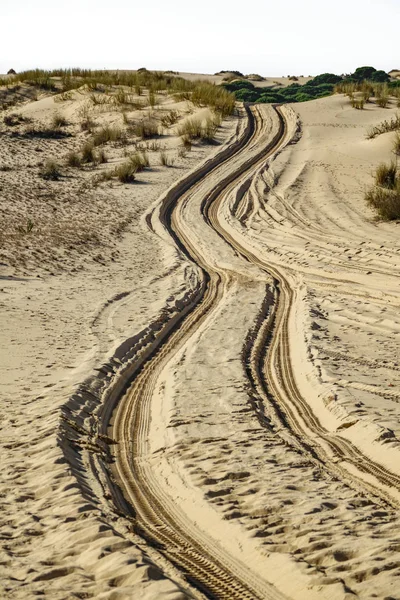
[2,77,400,599]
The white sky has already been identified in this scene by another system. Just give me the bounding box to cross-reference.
[1,0,398,76]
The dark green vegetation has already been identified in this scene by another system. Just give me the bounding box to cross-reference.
[223,66,398,105]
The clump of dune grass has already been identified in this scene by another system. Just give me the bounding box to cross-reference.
[96,148,108,164]
[376,95,389,108]
[146,140,161,151]
[177,114,220,143]
[66,150,82,167]
[40,159,61,180]
[366,113,400,139]
[3,112,30,126]
[52,113,68,128]
[81,141,96,164]
[92,125,123,146]
[148,89,156,108]
[351,97,364,110]
[393,132,400,155]
[23,124,71,139]
[128,150,149,171]
[17,219,35,234]
[375,161,397,188]
[130,119,159,139]
[114,161,136,183]
[160,150,175,167]
[160,110,179,127]
[366,161,400,220]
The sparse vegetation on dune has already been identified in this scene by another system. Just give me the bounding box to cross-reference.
[0,68,236,116]
[366,162,400,220]
[177,114,221,143]
[160,150,175,167]
[130,119,160,140]
[40,160,62,180]
[366,113,400,139]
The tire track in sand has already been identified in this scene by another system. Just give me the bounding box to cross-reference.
[106,105,291,600]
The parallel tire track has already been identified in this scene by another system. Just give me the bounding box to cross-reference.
[107,105,290,600]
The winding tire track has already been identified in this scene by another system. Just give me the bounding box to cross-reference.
[93,102,400,600]
[107,105,289,600]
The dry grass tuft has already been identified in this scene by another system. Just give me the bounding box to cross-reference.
[40,160,62,180]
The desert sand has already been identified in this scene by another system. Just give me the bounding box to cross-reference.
[1,74,400,599]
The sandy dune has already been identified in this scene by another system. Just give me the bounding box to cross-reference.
[2,77,400,599]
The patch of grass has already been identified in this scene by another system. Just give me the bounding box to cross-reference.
[81,141,96,164]
[24,125,71,139]
[66,150,82,167]
[3,112,30,126]
[148,89,156,108]
[40,159,61,180]
[393,132,400,155]
[366,184,400,220]
[114,160,136,183]
[351,97,364,109]
[80,114,95,132]
[146,140,161,151]
[160,150,175,167]
[366,162,400,219]
[128,150,149,171]
[367,113,400,138]
[130,119,159,139]
[17,218,35,234]
[92,125,123,146]
[375,162,397,188]
[52,113,68,127]
[96,148,108,164]
[160,110,179,127]
[177,115,219,143]
[376,95,389,108]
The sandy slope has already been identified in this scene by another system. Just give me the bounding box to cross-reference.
[0,86,239,598]
[2,80,400,600]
